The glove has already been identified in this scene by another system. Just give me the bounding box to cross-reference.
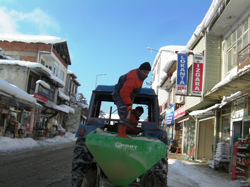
[127,105,132,112]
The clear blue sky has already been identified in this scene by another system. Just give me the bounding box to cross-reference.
[0,0,212,103]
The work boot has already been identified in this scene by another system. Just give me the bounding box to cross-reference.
[117,125,130,139]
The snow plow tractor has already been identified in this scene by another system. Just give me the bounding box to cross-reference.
[72,85,168,187]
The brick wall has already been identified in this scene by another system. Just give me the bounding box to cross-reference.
[52,48,68,68]
[0,41,52,62]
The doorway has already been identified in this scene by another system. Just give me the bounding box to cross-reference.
[198,119,214,160]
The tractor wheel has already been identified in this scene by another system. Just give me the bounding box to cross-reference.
[143,156,168,187]
[71,138,95,187]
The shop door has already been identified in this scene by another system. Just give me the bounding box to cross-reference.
[198,119,214,160]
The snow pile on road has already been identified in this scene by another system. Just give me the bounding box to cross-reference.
[0,132,77,152]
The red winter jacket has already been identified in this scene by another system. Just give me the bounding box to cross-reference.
[126,112,142,134]
[119,69,143,106]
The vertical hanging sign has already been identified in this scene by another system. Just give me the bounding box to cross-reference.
[176,54,188,95]
[191,54,204,96]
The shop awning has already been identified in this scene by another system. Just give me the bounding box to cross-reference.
[0,78,42,108]
[189,104,221,118]
[59,104,75,114]
[204,65,250,101]
[58,90,69,101]
[45,103,69,113]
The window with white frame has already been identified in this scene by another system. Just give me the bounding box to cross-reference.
[59,70,64,81]
[226,17,249,73]
[54,63,58,76]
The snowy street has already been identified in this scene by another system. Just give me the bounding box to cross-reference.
[168,158,240,187]
[0,134,242,187]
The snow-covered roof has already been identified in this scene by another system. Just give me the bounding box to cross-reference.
[45,102,69,113]
[0,78,38,105]
[67,70,77,78]
[186,0,223,48]
[58,90,69,101]
[152,45,188,69]
[59,104,75,114]
[0,33,66,44]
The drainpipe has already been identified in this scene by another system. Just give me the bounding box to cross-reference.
[201,31,207,102]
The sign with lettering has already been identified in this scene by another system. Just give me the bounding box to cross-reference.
[176,54,188,95]
[174,105,185,120]
[191,54,204,96]
[37,84,50,99]
[164,104,175,125]
[34,93,48,103]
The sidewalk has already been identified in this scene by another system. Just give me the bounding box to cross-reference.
[168,152,233,182]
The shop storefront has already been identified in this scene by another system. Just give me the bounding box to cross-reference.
[183,119,196,158]
[0,78,42,138]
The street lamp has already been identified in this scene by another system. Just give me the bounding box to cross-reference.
[147,47,159,52]
[95,73,106,88]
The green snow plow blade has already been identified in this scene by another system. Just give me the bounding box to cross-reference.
[85,129,167,186]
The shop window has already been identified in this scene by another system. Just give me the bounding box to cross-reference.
[243,121,250,139]
[221,115,230,143]
[27,71,40,94]
[183,119,195,155]
[233,97,246,111]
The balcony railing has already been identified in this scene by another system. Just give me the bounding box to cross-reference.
[237,43,250,71]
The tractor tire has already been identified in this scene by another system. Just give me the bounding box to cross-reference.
[71,138,94,187]
[143,156,168,187]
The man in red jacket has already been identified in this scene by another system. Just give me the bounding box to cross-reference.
[112,62,151,138]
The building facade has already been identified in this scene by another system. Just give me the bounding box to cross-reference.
[0,34,85,138]
[152,0,250,172]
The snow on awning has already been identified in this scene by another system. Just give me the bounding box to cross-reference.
[59,104,75,114]
[67,70,77,78]
[58,90,69,101]
[45,103,69,113]
[79,102,88,109]
[0,60,51,76]
[0,78,37,104]
[73,79,81,86]
[50,74,65,88]
[36,80,50,89]
[212,64,250,91]
[189,104,221,116]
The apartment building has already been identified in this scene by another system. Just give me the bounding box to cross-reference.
[152,0,250,173]
[0,34,83,138]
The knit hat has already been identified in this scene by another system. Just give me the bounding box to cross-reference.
[139,62,151,71]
